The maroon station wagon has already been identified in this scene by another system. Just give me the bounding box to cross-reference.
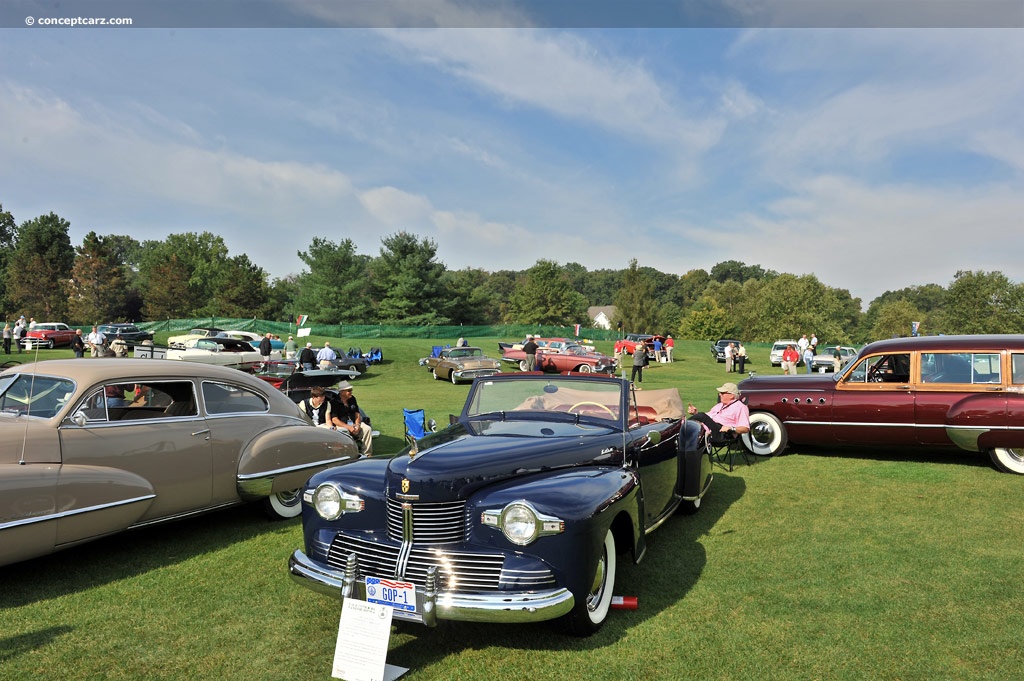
[738,335,1024,474]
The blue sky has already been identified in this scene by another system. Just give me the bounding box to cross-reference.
[1,1,1022,306]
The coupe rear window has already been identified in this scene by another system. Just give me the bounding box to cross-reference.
[202,382,269,414]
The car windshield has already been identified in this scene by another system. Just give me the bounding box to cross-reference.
[465,377,623,424]
[448,348,483,359]
[0,373,77,419]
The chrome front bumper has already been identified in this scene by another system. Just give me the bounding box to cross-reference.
[452,369,500,381]
[288,549,574,626]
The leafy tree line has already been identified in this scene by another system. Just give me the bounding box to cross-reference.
[2,203,1022,343]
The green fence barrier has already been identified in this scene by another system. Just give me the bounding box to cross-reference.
[135,319,624,342]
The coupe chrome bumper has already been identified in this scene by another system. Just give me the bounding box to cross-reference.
[288,549,574,626]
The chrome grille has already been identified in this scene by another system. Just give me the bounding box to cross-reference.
[326,533,560,592]
[386,499,467,544]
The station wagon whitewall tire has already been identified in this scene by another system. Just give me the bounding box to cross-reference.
[989,448,1024,475]
[744,412,788,457]
[519,360,529,372]
[264,488,303,519]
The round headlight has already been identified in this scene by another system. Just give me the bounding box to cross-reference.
[313,483,343,520]
[501,502,539,545]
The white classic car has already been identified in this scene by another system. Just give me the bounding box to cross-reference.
[167,327,224,349]
[166,337,281,372]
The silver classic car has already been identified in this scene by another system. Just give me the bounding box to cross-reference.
[0,359,360,567]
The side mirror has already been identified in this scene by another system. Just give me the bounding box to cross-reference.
[71,412,88,427]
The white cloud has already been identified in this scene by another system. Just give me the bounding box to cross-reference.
[378,29,725,153]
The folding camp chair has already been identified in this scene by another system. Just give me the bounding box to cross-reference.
[365,347,383,364]
[403,408,437,444]
[706,430,751,472]
[430,346,443,358]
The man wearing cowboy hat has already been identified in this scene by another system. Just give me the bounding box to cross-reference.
[686,382,750,438]
[330,381,373,456]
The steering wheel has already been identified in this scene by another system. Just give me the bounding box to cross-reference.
[567,401,616,417]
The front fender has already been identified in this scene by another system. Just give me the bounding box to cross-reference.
[465,467,641,599]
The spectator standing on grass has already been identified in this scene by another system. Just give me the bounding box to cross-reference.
[12,318,24,353]
[86,325,106,357]
[522,335,539,372]
[258,332,273,371]
[2,323,10,355]
[782,344,799,375]
[630,340,648,385]
[833,346,843,373]
[665,335,674,362]
[736,343,748,373]
[298,342,316,371]
[798,334,809,355]
[316,341,338,370]
[71,329,86,358]
[810,333,818,352]
[724,342,735,373]
[284,336,297,360]
[803,344,815,374]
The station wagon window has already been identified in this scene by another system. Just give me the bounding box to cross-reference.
[1014,354,1024,385]
[845,353,910,384]
[202,381,269,415]
[920,353,1001,384]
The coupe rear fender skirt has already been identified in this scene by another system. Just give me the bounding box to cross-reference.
[236,425,360,497]
[0,464,155,558]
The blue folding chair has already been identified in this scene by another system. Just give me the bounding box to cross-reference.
[366,347,383,364]
[430,346,443,358]
[403,408,436,444]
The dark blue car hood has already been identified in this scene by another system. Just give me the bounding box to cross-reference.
[386,421,624,502]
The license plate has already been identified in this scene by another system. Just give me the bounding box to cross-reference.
[365,576,416,612]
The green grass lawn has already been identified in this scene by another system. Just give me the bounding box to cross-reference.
[1,338,1022,680]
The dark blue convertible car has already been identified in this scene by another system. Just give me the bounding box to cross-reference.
[289,373,711,635]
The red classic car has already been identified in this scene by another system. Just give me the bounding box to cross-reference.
[501,338,618,374]
[738,335,1024,473]
[22,322,78,349]
[614,334,665,357]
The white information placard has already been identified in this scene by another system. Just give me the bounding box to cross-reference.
[297,327,312,337]
[332,598,394,681]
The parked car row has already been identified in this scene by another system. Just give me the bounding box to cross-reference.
[500,337,618,374]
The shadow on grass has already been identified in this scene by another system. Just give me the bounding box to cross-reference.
[0,505,285,609]
[783,444,993,471]
[0,626,74,664]
[382,473,748,664]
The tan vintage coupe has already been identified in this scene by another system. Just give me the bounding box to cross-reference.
[0,358,360,567]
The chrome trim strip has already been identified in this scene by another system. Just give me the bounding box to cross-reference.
[127,501,241,528]
[236,455,353,481]
[0,494,156,531]
[289,550,574,624]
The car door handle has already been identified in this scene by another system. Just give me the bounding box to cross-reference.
[191,428,211,438]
